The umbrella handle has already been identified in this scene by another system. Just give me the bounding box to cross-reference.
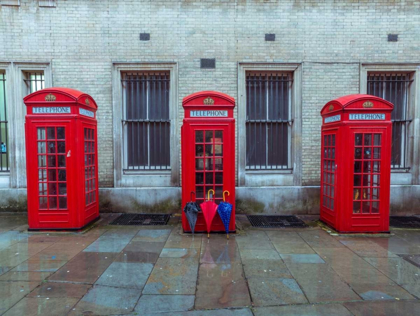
[207,189,215,201]
[223,190,230,202]
[190,191,196,201]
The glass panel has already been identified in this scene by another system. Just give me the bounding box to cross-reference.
[48,183,57,195]
[205,186,214,199]
[195,145,203,157]
[362,161,371,173]
[58,155,66,167]
[57,142,65,153]
[373,188,379,199]
[47,169,56,181]
[196,159,203,171]
[47,156,56,167]
[332,135,335,146]
[215,172,223,184]
[195,131,203,142]
[39,197,47,209]
[37,128,46,140]
[353,201,361,214]
[206,159,213,170]
[47,127,55,140]
[355,134,362,146]
[205,145,212,157]
[353,189,360,200]
[59,197,67,209]
[196,173,203,184]
[215,158,223,170]
[47,142,56,153]
[58,169,66,181]
[355,148,362,159]
[373,148,381,159]
[56,127,65,140]
[49,197,57,209]
[205,173,213,184]
[205,131,213,143]
[196,186,204,198]
[373,161,380,172]
[37,142,46,154]
[58,183,67,195]
[38,155,46,167]
[362,201,370,214]
[364,147,372,159]
[215,186,223,197]
[38,169,46,181]
[214,144,223,156]
[354,161,362,173]
[364,134,372,146]
[215,130,223,140]
[374,134,381,146]
[372,201,380,213]
[373,174,380,186]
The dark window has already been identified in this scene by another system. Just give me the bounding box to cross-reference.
[122,72,170,170]
[24,72,45,94]
[367,73,413,169]
[246,72,293,170]
[0,72,8,172]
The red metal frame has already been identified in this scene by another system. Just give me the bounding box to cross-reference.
[181,91,236,233]
[24,88,99,230]
[320,94,393,233]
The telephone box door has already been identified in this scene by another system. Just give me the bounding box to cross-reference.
[184,123,235,232]
[348,129,390,231]
[320,130,338,228]
[27,122,74,228]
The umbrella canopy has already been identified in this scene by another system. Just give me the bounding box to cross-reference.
[217,191,233,239]
[183,191,201,234]
[200,189,218,238]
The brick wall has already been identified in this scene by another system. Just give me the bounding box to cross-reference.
[1,0,419,188]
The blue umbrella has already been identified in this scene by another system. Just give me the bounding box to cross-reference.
[217,191,233,239]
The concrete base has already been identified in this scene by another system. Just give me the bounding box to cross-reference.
[1,185,419,215]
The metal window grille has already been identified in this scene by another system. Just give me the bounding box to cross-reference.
[0,72,8,172]
[122,72,170,170]
[367,73,413,169]
[24,72,45,94]
[246,72,293,170]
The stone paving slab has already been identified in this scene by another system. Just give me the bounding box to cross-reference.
[115,250,160,264]
[161,248,200,258]
[339,239,398,258]
[350,281,415,300]
[253,303,354,316]
[164,232,202,249]
[135,295,195,314]
[195,262,251,309]
[247,277,308,306]
[124,241,165,253]
[133,229,172,242]
[285,263,360,303]
[48,252,116,284]
[0,281,39,314]
[138,308,254,316]
[69,285,141,316]
[280,253,325,264]
[143,258,199,295]
[0,271,52,282]
[83,236,133,253]
[3,297,79,316]
[11,258,68,272]
[27,282,91,298]
[200,237,241,263]
[242,258,293,279]
[239,249,280,261]
[95,262,153,290]
[235,232,275,250]
[343,300,420,316]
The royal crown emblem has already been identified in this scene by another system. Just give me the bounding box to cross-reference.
[203,97,214,105]
[328,105,334,111]
[85,98,90,105]
[363,101,374,108]
[45,93,56,102]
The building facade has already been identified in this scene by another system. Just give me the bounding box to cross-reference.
[1,0,420,215]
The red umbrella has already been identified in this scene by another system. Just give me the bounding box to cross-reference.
[200,189,218,238]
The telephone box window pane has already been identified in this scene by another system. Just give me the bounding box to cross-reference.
[37,128,46,140]
[362,201,371,214]
[215,131,223,140]
[57,155,65,167]
[364,134,372,146]
[38,155,46,167]
[355,134,362,146]
[205,173,213,184]
[374,134,381,146]
[48,183,57,195]
[215,172,223,184]
[196,186,204,198]
[353,201,361,214]
[205,131,213,143]
[354,161,362,173]
[372,201,380,213]
[196,173,204,184]
[215,144,223,156]
[195,145,203,156]
[215,159,223,170]
[47,142,56,153]
[47,127,55,140]
[48,169,56,181]
[39,169,46,181]
[58,183,67,195]
[38,142,46,154]
[58,169,66,181]
[373,148,381,159]
[39,197,47,209]
[354,175,361,187]
[205,145,212,156]
[57,142,65,153]
[57,127,65,140]
[196,159,203,171]
[49,197,57,209]
[195,131,203,143]
[59,197,67,209]
[205,186,214,198]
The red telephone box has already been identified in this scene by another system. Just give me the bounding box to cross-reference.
[320,94,393,233]
[181,91,236,233]
[24,88,99,230]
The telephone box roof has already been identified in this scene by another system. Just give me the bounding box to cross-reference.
[24,87,98,110]
[320,94,393,115]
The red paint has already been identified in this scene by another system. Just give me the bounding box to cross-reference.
[24,88,99,230]
[320,94,393,233]
[181,91,236,233]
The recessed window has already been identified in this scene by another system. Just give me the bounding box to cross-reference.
[367,72,413,169]
[246,72,293,170]
[0,72,8,172]
[24,72,45,95]
[121,72,170,170]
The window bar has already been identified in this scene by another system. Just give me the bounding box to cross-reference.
[1,73,7,171]
[136,74,141,170]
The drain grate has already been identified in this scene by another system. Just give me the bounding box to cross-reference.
[110,214,171,226]
[247,215,307,228]
[390,216,420,228]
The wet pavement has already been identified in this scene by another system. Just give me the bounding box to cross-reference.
[0,213,419,315]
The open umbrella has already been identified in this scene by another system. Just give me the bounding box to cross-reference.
[183,191,201,234]
[200,189,218,238]
[217,190,233,239]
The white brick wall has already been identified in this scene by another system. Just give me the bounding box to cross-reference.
[1,0,419,188]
